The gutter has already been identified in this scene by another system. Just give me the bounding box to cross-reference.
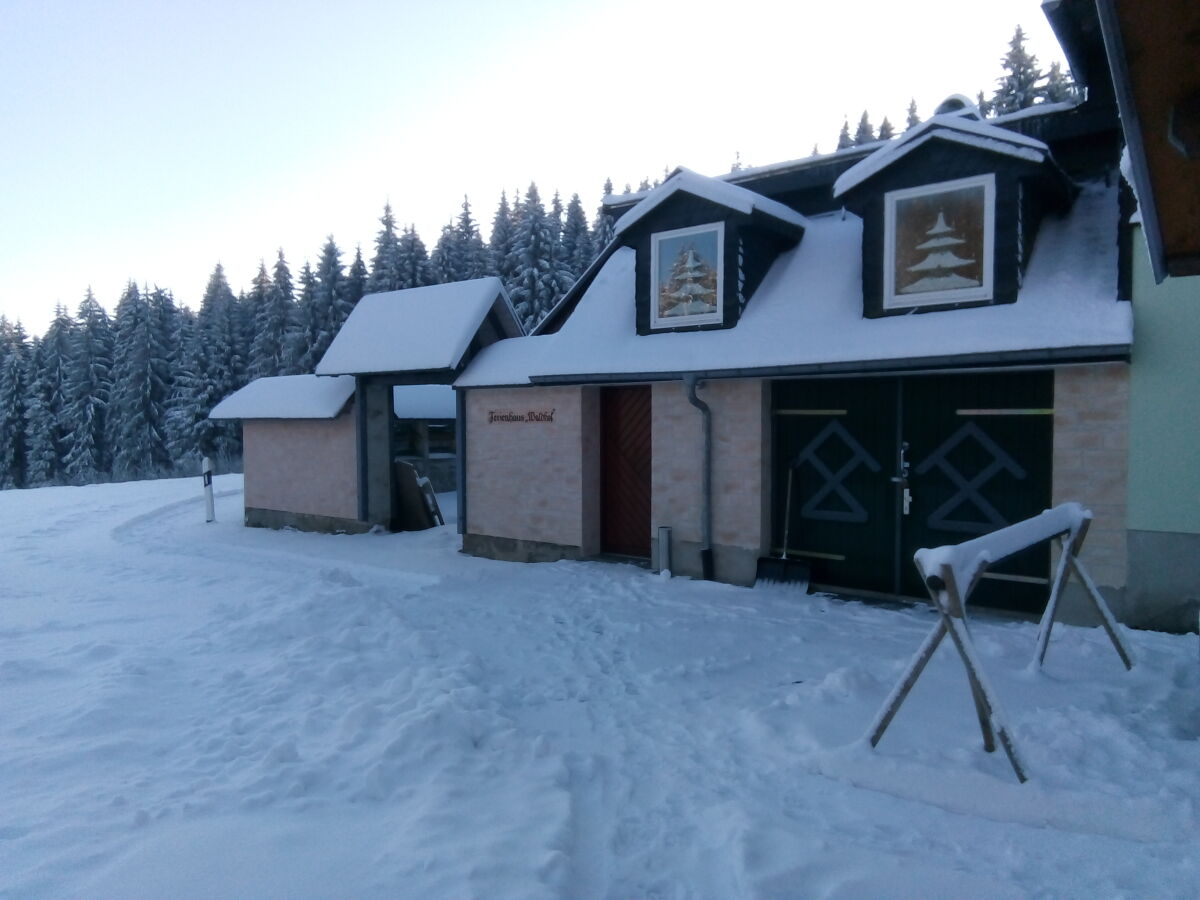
[683,375,714,580]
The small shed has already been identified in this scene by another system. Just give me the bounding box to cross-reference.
[209,374,363,533]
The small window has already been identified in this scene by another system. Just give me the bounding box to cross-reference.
[883,174,994,309]
[650,222,725,329]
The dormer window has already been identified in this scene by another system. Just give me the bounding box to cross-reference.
[650,222,725,329]
[883,174,995,309]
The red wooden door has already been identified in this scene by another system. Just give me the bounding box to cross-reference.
[601,386,652,557]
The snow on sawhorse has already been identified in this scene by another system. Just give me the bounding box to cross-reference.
[865,502,1136,783]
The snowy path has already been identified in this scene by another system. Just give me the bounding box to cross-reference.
[1,477,1197,898]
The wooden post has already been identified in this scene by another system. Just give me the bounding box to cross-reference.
[201,456,215,524]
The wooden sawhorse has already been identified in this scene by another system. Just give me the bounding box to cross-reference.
[865,503,1135,782]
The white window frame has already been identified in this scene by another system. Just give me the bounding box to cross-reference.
[883,173,995,309]
[649,221,725,329]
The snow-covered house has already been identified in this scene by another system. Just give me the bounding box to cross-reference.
[453,91,1156,621]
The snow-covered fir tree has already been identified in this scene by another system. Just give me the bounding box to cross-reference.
[0,324,29,488]
[428,221,460,285]
[1043,61,1076,104]
[314,236,349,354]
[166,309,222,462]
[396,226,431,290]
[660,244,718,317]
[489,191,518,285]
[591,179,616,252]
[366,202,403,293]
[249,257,292,378]
[854,111,875,145]
[23,306,74,485]
[836,120,853,149]
[906,99,920,129]
[878,117,895,141]
[62,289,113,482]
[992,26,1043,115]
[290,261,321,373]
[345,246,367,313]
[507,183,573,332]
[453,196,489,280]
[560,193,594,280]
[107,283,173,479]
[241,263,273,376]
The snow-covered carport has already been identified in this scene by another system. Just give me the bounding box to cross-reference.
[315,277,523,531]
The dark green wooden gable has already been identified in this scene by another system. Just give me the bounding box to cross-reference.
[838,140,1074,318]
[615,192,803,335]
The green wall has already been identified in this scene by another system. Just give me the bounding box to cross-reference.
[1127,226,1200,533]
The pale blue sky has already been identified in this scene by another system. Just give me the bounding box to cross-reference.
[1,0,1067,333]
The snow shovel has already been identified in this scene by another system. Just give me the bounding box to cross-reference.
[756,467,810,590]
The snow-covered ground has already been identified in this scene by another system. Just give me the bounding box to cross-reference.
[2,477,1196,898]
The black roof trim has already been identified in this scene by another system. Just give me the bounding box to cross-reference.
[524,344,1130,385]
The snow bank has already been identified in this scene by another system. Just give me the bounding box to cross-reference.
[209,374,354,419]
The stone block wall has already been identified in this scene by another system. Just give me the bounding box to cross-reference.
[1052,363,1130,597]
[243,412,358,523]
[464,385,596,554]
[651,379,768,584]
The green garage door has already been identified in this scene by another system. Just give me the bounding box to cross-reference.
[772,372,1053,612]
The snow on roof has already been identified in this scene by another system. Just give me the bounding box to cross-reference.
[209,375,355,420]
[613,168,809,237]
[316,277,516,376]
[393,384,456,419]
[833,114,1050,197]
[457,181,1130,387]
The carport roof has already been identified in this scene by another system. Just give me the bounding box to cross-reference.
[316,277,521,377]
[209,375,355,420]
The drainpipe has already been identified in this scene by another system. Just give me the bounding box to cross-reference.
[683,375,714,580]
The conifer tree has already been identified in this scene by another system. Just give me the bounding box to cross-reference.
[288,261,319,373]
[591,178,615,252]
[167,309,221,462]
[507,183,573,331]
[992,26,1043,115]
[906,99,920,129]
[344,245,368,312]
[836,120,853,149]
[241,263,273,375]
[249,260,289,378]
[366,201,403,293]
[854,111,875,145]
[429,221,460,285]
[0,326,29,488]
[453,196,489,280]
[976,90,992,118]
[878,117,895,141]
[1043,61,1076,104]
[108,283,172,479]
[560,193,594,280]
[396,226,431,290]
[63,289,114,482]
[315,236,349,345]
[24,306,74,485]
[489,191,518,284]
